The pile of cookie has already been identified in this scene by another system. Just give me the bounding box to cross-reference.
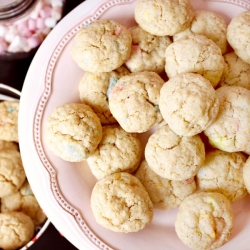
[45,0,250,249]
[0,100,47,249]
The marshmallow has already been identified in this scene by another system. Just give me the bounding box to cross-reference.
[39,5,52,18]
[51,0,64,7]
[45,17,57,28]
[0,25,8,37]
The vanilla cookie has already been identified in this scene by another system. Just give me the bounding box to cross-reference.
[0,139,18,151]
[175,192,234,250]
[0,101,19,142]
[135,159,196,210]
[145,124,205,181]
[71,19,132,73]
[78,66,129,125]
[125,25,172,73]
[173,10,228,54]
[87,125,142,179]
[218,52,250,90]
[45,103,102,162]
[134,0,195,36]
[243,156,250,194]
[109,71,164,133]
[204,86,250,152]
[1,190,46,226]
[91,172,153,233]
[159,73,219,136]
[227,11,250,64]
[0,149,26,198]
[0,211,34,250]
[165,34,224,87]
[197,150,247,203]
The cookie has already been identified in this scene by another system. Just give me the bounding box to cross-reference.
[204,86,250,152]
[197,149,247,203]
[87,124,142,179]
[173,10,228,54]
[125,25,172,73]
[0,139,18,151]
[134,0,195,36]
[45,103,102,162]
[78,66,130,125]
[135,159,196,210]
[243,156,250,194]
[145,124,205,180]
[227,11,250,64]
[1,187,46,226]
[218,52,250,90]
[90,172,153,233]
[159,73,219,136]
[71,19,132,73]
[165,34,224,88]
[109,71,164,133]
[0,149,26,198]
[0,100,19,142]
[175,192,234,250]
[0,211,34,250]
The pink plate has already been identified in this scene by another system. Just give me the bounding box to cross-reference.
[19,0,250,249]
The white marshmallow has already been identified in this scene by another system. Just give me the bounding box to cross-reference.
[5,32,16,43]
[11,35,27,48]
[51,0,63,7]
[51,9,62,21]
[45,17,57,28]
[0,25,8,37]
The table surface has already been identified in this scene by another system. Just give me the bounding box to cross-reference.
[0,1,84,249]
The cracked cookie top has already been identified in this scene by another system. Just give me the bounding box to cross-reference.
[159,73,219,136]
[197,149,247,203]
[204,86,250,152]
[90,172,153,233]
[175,192,234,250]
[165,34,224,87]
[134,0,195,36]
[135,159,196,210]
[145,123,205,180]
[45,103,102,162]
[109,71,164,133]
[87,124,142,179]
[71,19,132,73]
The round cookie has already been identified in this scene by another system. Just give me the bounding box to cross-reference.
[0,211,34,250]
[78,66,130,125]
[125,25,172,73]
[159,73,219,136]
[71,19,132,73]
[173,10,228,54]
[0,100,19,142]
[45,103,102,162]
[0,139,18,151]
[109,71,164,133]
[204,86,250,152]
[175,192,234,250]
[218,52,250,90]
[145,124,205,181]
[135,159,196,210]
[243,156,250,194]
[165,34,224,88]
[227,11,250,64]
[197,150,247,203]
[0,149,26,198]
[87,124,142,179]
[90,172,153,233]
[134,0,195,36]
[1,189,46,226]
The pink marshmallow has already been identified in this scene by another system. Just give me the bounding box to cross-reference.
[17,20,28,31]
[27,35,42,49]
[28,19,37,31]
[39,5,52,18]
[36,18,45,29]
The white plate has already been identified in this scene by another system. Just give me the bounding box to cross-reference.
[19,0,250,249]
